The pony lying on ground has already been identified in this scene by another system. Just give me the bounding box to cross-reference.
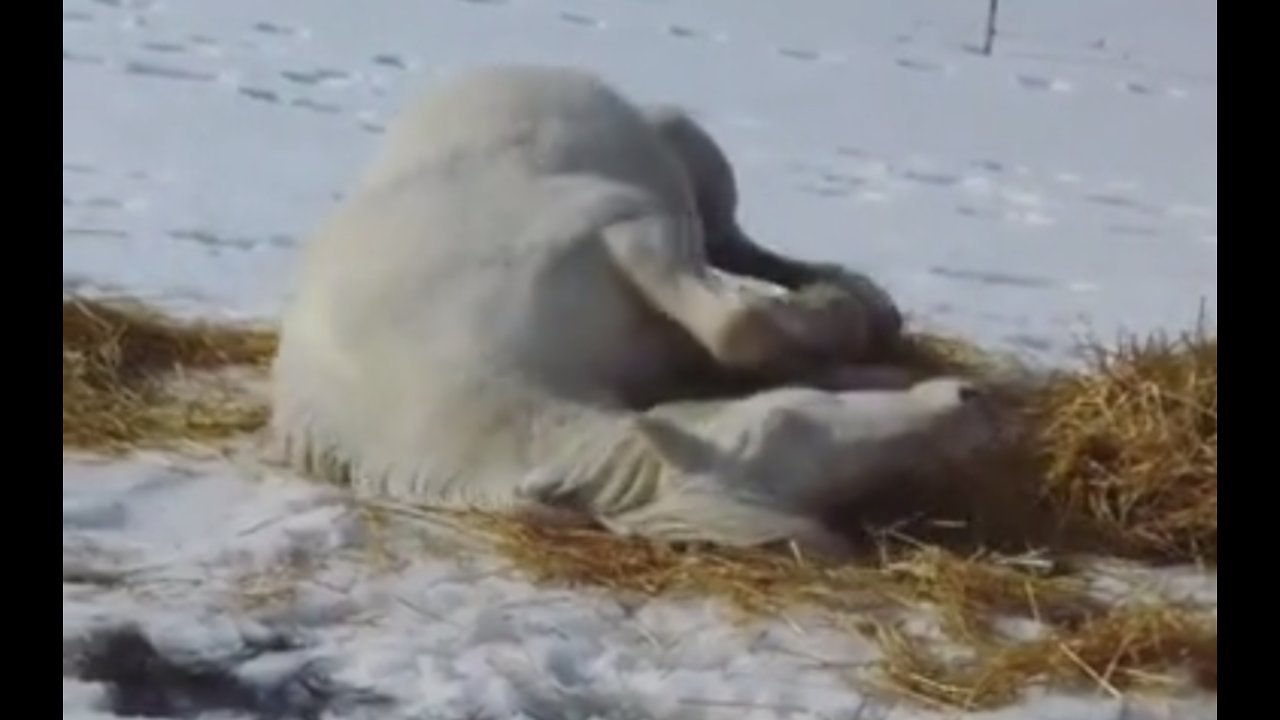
[269,64,997,557]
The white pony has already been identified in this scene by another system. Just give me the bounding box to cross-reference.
[270,65,994,556]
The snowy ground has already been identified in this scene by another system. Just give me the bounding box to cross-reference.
[63,1,1216,718]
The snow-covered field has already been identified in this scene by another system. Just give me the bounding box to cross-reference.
[63,1,1216,718]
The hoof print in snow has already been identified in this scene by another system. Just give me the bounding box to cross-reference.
[558,12,605,29]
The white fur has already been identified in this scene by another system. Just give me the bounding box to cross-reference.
[270,64,986,554]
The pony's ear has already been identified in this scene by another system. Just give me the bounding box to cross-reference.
[631,414,720,473]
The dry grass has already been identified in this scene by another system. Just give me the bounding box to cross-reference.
[470,516,1098,628]
[60,296,1217,710]
[864,323,1217,566]
[62,296,276,451]
[1028,323,1217,563]
[464,509,1214,709]
[872,604,1216,709]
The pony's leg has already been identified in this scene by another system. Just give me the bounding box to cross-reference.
[602,213,840,379]
[642,105,904,350]
[627,378,989,550]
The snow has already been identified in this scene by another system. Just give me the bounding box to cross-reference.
[64,452,1216,720]
[63,0,1216,717]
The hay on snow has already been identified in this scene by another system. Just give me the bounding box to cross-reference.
[61,296,1217,709]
